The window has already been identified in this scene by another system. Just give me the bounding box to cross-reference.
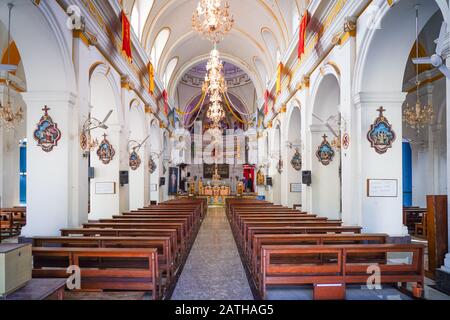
[164,57,178,87]
[131,4,140,38]
[151,28,170,72]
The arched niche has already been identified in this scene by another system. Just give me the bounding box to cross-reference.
[284,105,302,208]
[310,73,341,220]
[88,66,121,220]
[128,99,148,210]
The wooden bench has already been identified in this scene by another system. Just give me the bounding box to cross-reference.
[260,244,425,299]
[33,236,174,288]
[32,247,160,299]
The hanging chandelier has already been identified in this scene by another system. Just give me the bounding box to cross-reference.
[403,5,434,132]
[204,47,227,125]
[192,0,234,43]
[0,3,23,129]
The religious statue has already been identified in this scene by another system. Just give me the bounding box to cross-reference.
[256,169,265,186]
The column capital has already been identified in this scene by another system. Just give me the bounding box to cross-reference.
[353,91,407,107]
[21,91,77,106]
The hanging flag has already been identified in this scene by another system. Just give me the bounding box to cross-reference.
[121,10,132,61]
[276,62,283,95]
[298,10,309,59]
[149,62,155,95]
[264,89,270,115]
[163,89,169,116]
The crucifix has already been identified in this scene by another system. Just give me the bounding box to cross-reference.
[377,106,386,117]
[42,105,50,115]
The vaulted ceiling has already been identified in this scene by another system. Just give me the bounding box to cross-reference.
[123,0,305,97]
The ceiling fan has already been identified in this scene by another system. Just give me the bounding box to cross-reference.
[412,21,450,79]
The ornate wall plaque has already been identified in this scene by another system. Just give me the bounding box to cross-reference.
[342,133,350,149]
[129,150,141,170]
[149,157,157,174]
[33,106,62,152]
[97,134,115,165]
[290,149,302,171]
[316,134,335,166]
[367,107,396,154]
[256,169,265,185]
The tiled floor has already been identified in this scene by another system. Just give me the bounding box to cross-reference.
[171,206,254,300]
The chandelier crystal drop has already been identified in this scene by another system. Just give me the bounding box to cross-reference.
[192,0,234,43]
[204,48,227,125]
[403,5,434,132]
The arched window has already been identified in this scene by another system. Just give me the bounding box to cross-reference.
[164,57,178,88]
[151,28,170,72]
[261,28,279,65]
[131,4,139,37]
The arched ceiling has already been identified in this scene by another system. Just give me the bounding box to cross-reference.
[123,0,303,97]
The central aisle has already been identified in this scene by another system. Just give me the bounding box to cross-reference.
[171,206,254,300]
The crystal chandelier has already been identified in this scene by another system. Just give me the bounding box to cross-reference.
[204,48,227,125]
[192,0,234,43]
[403,6,434,132]
[0,3,23,129]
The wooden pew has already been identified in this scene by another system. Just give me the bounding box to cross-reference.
[33,236,174,287]
[260,244,425,299]
[32,247,160,299]
[250,233,388,280]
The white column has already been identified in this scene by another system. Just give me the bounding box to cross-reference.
[444,47,450,271]
[129,146,147,210]
[21,91,78,236]
[353,92,409,236]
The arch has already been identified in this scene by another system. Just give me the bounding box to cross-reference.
[285,105,302,208]
[310,72,341,220]
[0,1,75,92]
[354,0,440,94]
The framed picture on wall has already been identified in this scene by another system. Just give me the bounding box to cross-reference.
[150,184,157,192]
[95,182,116,195]
[168,167,179,195]
[366,179,398,197]
[290,183,302,193]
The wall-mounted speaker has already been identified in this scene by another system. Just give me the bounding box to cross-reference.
[119,171,129,186]
[88,167,95,179]
[266,177,273,186]
[302,171,312,186]
[159,177,166,186]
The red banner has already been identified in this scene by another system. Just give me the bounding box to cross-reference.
[121,10,132,61]
[264,89,270,115]
[298,10,309,59]
[163,89,169,116]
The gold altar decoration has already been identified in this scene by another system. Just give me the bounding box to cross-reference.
[256,169,265,186]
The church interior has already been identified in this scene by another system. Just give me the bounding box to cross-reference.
[1,0,450,303]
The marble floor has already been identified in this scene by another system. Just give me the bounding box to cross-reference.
[171,206,255,300]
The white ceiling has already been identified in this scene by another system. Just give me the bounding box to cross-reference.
[124,0,304,97]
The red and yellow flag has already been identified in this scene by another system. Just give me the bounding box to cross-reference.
[263,89,270,115]
[276,62,283,95]
[162,89,169,116]
[121,10,132,61]
[298,10,309,59]
[148,62,155,95]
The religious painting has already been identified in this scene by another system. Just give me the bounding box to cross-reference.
[203,164,229,179]
[96,134,116,165]
[168,167,179,195]
[129,150,141,170]
[148,156,157,174]
[367,107,396,154]
[316,134,335,166]
[33,106,62,152]
[256,169,265,186]
[290,149,302,171]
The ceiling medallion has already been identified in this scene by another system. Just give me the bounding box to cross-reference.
[192,0,234,44]
[97,133,116,165]
[367,107,396,154]
[316,134,335,166]
[33,106,62,153]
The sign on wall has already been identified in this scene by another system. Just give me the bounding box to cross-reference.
[366,179,398,197]
[95,182,116,195]
[290,183,302,193]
